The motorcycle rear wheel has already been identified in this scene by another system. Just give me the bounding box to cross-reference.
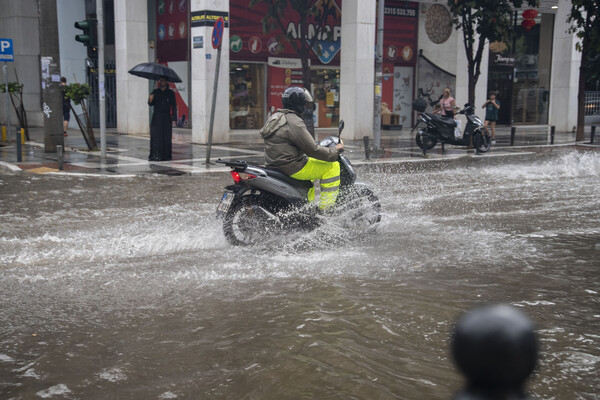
[416,132,438,150]
[223,195,283,246]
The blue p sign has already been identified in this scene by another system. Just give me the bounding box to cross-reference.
[0,38,14,62]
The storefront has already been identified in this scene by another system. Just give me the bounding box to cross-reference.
[228,0,419,130]
[487,10,554,125]
[153,0,191,127]
[228,0,343,130]
[381,1,419,128]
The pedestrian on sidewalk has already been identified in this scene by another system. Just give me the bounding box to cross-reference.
[434,87,456,119]
[61,77,70,136]
[482,91,500,144]
[147,77,177,161]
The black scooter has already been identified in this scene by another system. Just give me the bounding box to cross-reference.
[413,102,491,154]
[216,121,381,246]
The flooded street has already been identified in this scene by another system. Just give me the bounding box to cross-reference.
[1,149,599,399]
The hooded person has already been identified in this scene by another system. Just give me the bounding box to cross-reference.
[259,87,344,211]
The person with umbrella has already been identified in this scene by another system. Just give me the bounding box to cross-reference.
[129,62,181,161]
[147,77,177,161]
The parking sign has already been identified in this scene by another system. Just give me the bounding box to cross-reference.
[0,38,14,62]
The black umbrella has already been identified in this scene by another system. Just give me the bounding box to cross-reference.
[128,62,182,83]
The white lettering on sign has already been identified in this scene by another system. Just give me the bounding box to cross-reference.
[0,41,10,52]
[286,22,341,42]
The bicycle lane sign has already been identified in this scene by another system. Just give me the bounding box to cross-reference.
[0,39,14,62]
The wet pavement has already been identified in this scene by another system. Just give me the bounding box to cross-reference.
[1,148,599,399]
[1,124,597,176]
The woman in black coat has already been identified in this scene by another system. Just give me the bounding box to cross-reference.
[148,77,177,161]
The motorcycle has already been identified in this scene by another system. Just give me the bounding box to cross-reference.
[215,120,382,246]
[413,102,491,154]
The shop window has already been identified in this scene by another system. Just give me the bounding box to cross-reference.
[311,69,340,128]
[229,63,266,129]
[487,14,553,125]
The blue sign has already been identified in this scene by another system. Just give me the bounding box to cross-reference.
[0,38,14,62]
[158,24,166,40]
[311,40,340,65]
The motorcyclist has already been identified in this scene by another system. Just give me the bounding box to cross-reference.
[259,86,344,211]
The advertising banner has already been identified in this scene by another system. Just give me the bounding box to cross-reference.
[267,58,304,113]
[383,1,419,65]
[156,0,189,62]
[229,0,342,65]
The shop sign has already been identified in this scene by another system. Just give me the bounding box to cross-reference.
[383,1,419,64]
[190,10,229,28]
[268,57,306,69]
[491,53,515,67]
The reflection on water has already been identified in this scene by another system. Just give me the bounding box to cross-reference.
[1,149,598,399]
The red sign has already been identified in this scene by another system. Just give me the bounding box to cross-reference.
[229,0,342,65]
[156,0,188,62]
[383,1,419,65]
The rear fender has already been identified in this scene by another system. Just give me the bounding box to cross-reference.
[244,175,310,203]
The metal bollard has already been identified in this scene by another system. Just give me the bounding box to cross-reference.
[57,145,64,171]
[1,125,6,142]
[15,126,22,162]
[452,304,538,400]
[510,127,516,146]
[363,136,370,160]
[591,126,596,144]
[550,125,555,145]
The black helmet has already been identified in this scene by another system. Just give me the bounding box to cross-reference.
[282,86,313,114]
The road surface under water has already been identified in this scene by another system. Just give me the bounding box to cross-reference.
[1,148,599,399]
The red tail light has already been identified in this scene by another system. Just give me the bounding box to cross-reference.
[230,171,256,184]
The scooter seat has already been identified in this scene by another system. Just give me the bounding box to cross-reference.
[264,168,314,189]
[431,114,456,127]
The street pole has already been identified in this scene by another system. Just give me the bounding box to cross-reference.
[39,0,63,153]
[373,0,384,151]
[3,63,9,134]
[97,0,106,159]
[206,45,221,165]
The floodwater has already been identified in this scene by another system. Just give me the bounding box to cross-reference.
[1,148,598,399]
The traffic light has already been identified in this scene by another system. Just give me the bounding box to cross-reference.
[74,18,97,58]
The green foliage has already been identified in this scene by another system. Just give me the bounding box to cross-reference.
[64,83,91,105]
[0,82,24,93]
[567,0,600,86]
[445,0,537,104]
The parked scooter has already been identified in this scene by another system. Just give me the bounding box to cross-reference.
[216,120,381,246]
[413,101,491,154]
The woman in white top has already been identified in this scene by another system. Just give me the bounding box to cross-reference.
[434,87,456,118]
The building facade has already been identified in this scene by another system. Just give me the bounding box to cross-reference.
[0,0,583,145]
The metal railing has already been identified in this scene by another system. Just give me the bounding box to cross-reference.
[585,91,600,116]
[87,62,117,128]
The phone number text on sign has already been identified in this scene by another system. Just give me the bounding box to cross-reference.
[384,7,417,17]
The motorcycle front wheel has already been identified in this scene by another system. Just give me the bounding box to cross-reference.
[473,129,492,153]
[336,185,382,230]
[223,195,282,246]
[416,132,438,150]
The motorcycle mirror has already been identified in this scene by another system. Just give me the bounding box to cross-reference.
[339,120,345,137]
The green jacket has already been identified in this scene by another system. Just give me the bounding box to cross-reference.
[259,109,339,175]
